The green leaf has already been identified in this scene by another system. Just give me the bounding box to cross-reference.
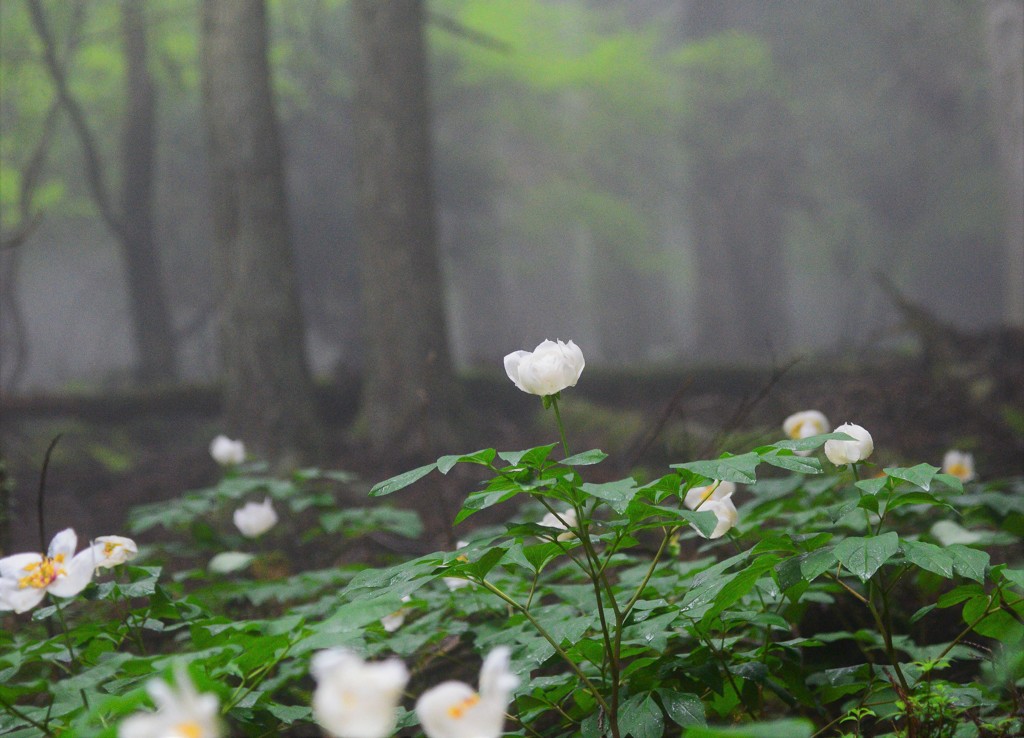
[582,479,638,513]
[266,704,312,724]
[798,547,838,582]
[675,452,760,484]
[999,568,1024,592]
[947,544,989,583]
[885,491,955,512]
[560,448,608,466]
[900,539,954,578]
[437,448,496,474]
[854,477,888,496]
[772,432,853,453]
[683,719,813,737]
[883,463,939,491]
[369,463,437,497]
[702,555,780,625]
[759,451,822,475]
[619,693,665,738]
[833,532,899,581]
[657,689,706,727]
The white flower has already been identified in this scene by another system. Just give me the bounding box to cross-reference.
[209,435,245,466]
[683,481,736,511]
[683,483,738,538]
[91,535,138,569]
[539,508,578,541]
[942,450,976,482]
[824,423,874,466]
[0,529,95,613]
[118,664,222,738]
[233,498,278,538]
[311,649,409,738]
[782,410,830,456]
[416,646,520,738]
[698,498,739,539]
[381,595,412,632]
[504,339,585,397]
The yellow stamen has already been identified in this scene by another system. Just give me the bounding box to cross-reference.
[948,463,969,480]
[447,693,480,719]
[17,554,66,590]
[173,721,204,738]
[103,542,121,557]
[787,420,804,439]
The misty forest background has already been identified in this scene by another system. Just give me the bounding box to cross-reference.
[1,0,1022,551]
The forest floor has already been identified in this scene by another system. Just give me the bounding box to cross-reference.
[2,328,1023,557]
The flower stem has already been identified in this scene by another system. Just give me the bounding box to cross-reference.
[51,596,90,711]
[549,396,571,459]
[479,579,613,719]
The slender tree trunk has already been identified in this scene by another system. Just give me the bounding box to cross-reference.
[985,0,1024,326]
[200,0,321,465]
[26,0,178,383]
[121,0,176,382]
[351,0,461,458]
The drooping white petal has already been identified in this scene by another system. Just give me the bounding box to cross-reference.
[690,498,739,540]
[0,579,47,613]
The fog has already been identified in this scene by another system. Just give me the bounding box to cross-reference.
[1,0,1022,393]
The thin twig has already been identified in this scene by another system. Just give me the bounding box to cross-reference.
[36,434,63,551]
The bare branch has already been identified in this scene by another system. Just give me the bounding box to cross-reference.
[24,0,125,240]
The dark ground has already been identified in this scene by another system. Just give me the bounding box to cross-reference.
[2,328,1023,557]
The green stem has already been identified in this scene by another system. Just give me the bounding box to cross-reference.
[51,596,90,711]
[866,579,910,694]
[479,579,613,720]
[549,395,571,459]
[224,640,295,713]
[0,694,54,736]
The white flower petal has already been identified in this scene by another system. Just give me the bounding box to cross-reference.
[311,649,408,738]
[47,549,95,597]
[503,339,585,397]
[233,498,278,538]
[48,528,78,559]
[824,423,874,465]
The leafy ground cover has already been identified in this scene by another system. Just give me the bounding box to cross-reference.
[1,345,1022,737]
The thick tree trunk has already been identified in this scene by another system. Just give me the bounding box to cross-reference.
[121,0,177,383]
[200,0,320,465]
[351,0,461,458]
[985,0,1024,326]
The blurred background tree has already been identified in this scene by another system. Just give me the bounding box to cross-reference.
[0,0,1019,434]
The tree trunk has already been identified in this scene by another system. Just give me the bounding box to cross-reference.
[121,0,177,383]
[26,0,178,384]
[985,0,1024,326]
[200,0,320,465]
[681,2,795,362]
[351,0,461,459]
